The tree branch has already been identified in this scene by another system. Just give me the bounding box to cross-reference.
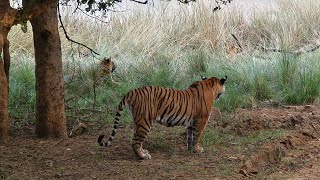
[177,0,196,4]
[213,0,221,12]
[130,0,148,4]
[213,0,234,12]
[230,33,243,51]
[74,7,109,23]
[57,4,100,56]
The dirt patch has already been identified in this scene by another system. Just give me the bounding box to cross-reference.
[216,105,320,136]
[212,104,320,177]
[239,133,311,176]
[1,105,320,179]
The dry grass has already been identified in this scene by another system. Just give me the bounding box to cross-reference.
[8,0,320,60]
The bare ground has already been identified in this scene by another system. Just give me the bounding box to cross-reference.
[1,104,320,179]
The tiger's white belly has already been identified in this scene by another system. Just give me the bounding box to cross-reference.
[155,115,192,127]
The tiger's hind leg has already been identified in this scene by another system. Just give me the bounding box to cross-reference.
[132,133,151,160]
[131,122,152,160]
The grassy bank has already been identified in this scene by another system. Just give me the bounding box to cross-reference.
[7,0,320,125]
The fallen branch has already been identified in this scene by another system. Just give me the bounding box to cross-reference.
[258,45,289,53]
[258,41,320,56]
[295,43,320,56]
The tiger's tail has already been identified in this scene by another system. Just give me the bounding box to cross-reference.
[98,95,128,147]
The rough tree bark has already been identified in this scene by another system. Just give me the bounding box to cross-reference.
[29,1,67,138]
[0,59,9,144]
[0,1,10,144]
[0,39,9,144]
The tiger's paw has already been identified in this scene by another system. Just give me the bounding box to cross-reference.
[137,149,151,160]
[143,153,152,160]
[194,145,204,153]
[140,152,151,160]
[142,149,151,159]
[142,149,149,155]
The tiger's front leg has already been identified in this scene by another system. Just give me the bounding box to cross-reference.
[193,117,209,153]
[187,126,195,152]
[187,126,204,153]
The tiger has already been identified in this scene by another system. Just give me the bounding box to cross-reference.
[98,76,227,160]
[226,45,242,61]
[100,57,116,77]
[98,57,120,85]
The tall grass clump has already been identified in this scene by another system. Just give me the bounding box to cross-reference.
[133,55,183,88]
[9,55,36,119]
[278,53,298,87]
[281,56,320,104]
[217,57,275,110]
[215,83,253,112]
[284,70,320,104]
[187,48,209,75]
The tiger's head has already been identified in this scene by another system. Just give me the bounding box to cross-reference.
[100,57,116,76]
[190,76,227,100]
[215,76,227,100]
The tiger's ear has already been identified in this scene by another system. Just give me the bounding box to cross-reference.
[200,75,208,80]
[220,76,227,85]
[105,57,111,63]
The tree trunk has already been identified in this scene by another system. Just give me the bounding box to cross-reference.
[0,43,9,144]
[30,2,67,138]
[0,1,10,144]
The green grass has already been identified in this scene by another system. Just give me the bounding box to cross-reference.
[8,51,320,126]
[284,69,320,104]
[8,56,36,120]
